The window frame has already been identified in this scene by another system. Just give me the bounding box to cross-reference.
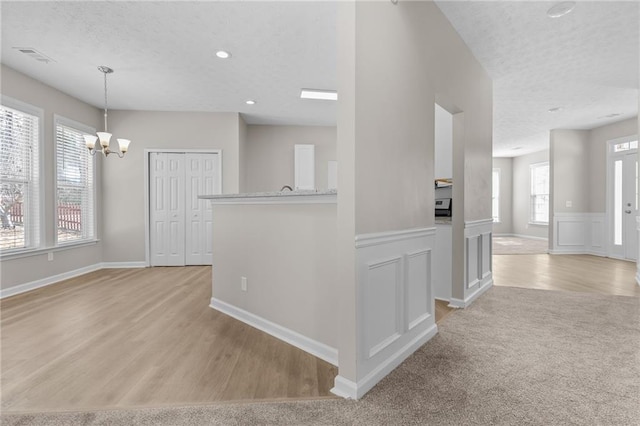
[492,168,500,223]
[0,95,44,255]
[53,115,97,247]
[529,161,550,225]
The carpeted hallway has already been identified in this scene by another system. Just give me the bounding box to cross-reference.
[4,285,639,426]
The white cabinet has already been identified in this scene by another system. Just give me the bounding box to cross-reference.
[149,152,221,266]
[294,144,315,190]
[433,223,452,300]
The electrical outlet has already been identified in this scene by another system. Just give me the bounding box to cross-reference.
[241,277,248,292]
[47,252,54,261]
[566,200,572,208]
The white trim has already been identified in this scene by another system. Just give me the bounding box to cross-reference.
[0,263,101,299]
[331,323,438,400]
[210,297,338,367]
[101,262,147,269]
[144,149,223,267]
[0,239,99,261]
[355,227,435,249]
[449,278,493,308]
[464,218,494,229]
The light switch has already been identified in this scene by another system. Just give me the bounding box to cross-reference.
[566,200,572,208]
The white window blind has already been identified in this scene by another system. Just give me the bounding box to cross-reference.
[530,162,549,224]
[0,102,41,252]
[55,118,96,244]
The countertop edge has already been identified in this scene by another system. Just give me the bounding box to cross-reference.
[199,190,337,205]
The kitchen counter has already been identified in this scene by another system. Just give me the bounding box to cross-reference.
[199,189,337,204]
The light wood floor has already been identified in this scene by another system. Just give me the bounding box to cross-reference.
[1,267,341,413]
[493,254,640,297]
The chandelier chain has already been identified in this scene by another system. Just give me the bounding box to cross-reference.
[103,69,108,132]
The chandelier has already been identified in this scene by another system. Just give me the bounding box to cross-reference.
[83,66,131,157]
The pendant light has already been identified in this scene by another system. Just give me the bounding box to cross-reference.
[83,66,131,158]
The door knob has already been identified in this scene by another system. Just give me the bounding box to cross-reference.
[625,210,632,214]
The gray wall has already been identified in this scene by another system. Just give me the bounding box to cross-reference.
[550,129,590,215]
[587,117,638,212]
[103,110,243,263]
[336,0,493,381]
[0,65,103,291]
[492,157,513,235]
[512,149,549,239]
[244,125,337,193]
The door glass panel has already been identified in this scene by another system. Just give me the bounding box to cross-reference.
[614,160,622,245]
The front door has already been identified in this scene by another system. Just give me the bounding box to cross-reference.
[610,141,638,261]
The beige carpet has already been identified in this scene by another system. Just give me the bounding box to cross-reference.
[493,236,549,255]
[3,286,639,425]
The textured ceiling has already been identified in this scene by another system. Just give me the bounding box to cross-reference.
[1,1,337,126]
[1,1,638,156]
[435,0,639,157]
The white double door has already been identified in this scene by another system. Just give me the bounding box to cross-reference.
[149,152,220,266]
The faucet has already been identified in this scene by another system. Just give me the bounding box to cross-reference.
[280,185,293,191]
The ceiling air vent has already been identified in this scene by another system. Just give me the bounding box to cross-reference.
[13,47,55,64]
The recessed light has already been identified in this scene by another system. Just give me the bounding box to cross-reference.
[300,89,338,101]
[548,107,563,113]
[547,1,576,18]
[215,50,231,59]
[512,147,522,151]
[245,100,256,105]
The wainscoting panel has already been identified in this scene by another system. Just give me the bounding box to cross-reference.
[365,256,403,358]
[551,213,606,256]
[450,219,493,308]
[335,227,437,399]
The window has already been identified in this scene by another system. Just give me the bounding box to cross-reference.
[492,168,500,222]
[55,117,96,244]
[0,99,42,252]
[530,162,549,224]
[613,140,638,153]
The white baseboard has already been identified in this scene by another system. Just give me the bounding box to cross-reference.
[331,323,438,400]
[512,234,548,241]
[449,278,493,309]
[0,263,102,299]
[210,297,338,367]
[101,261,148,269]
[0,262,147,299]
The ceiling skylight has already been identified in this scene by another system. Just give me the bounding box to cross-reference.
[300,89,338,101]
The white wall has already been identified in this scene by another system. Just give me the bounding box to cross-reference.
[434,103,453,179]
[0,65,103,292]
[102,110,243,263]
[244,125,337,193]
[492,157,513,235]
[512,149,549,239]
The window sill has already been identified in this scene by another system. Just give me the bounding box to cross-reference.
[0,239,100,261]
[528,222,549,227]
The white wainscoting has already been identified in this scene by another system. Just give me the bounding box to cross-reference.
[449,219,493,309]
[331,227,438,400]
[550,213,606,256]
